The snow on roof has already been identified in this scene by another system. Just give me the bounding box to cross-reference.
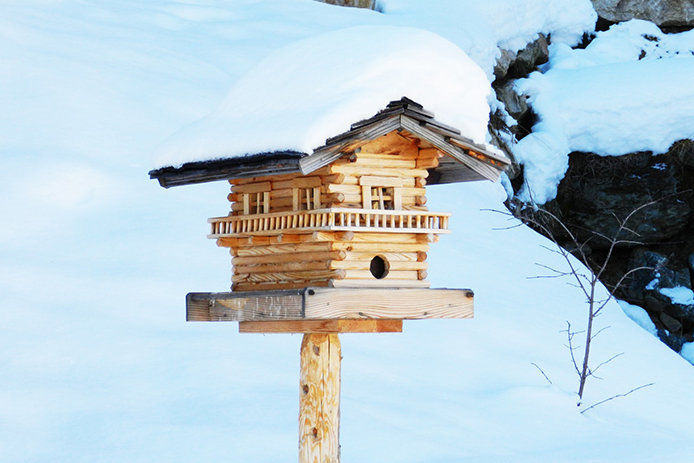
[154,26,492,169]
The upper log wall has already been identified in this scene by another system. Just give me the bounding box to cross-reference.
[228,132,441,214]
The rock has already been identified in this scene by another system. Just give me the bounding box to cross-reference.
[494,35,549,81]
[494,82,529,122]
[315,0,375,8]
[670,139,694,169]
[660,312,682,332]
[555,151,691,248]
[658,329,688,351]
[590,0,694,27]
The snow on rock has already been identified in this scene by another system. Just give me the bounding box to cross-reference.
[660,286,694,305]
[514,20,694,203]
[378,0,596,79]
[617,300,658,336]
[155,26,492,168]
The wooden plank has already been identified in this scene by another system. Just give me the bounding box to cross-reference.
[232,250,346,266]
[231,181,272,194]
[292,188,299,211]
[361,185,371,210]
[328,164,429,178]
[186,291,305,321]
[330,260,426,271]
[240,319,402,333]
[188,288,472,320]
[330,278,430,288]
[235,243,334,256]
[342,158,416,169]
[232,280,332,292]
[232,270,346,283]
[305,288,470,318]
[331,242,429,253]
[234,260,332,274]
[358,176,405,187]
[393,187,402,210]
[242,194,250,215]
[299,334,340,463]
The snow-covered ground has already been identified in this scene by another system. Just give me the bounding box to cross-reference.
[514,20,694,203]
[3,1,694,462]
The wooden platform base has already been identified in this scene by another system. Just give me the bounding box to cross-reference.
[187,287,473,328]
[240,319,402,333]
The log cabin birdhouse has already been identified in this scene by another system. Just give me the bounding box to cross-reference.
[151,98,509,293]
[149,97,509,461]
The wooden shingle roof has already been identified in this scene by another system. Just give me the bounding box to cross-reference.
[150,97,510,188]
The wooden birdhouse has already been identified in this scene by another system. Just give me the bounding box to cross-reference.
[150,97,509,461]
[151,97,508,293]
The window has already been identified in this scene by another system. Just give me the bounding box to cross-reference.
[293,187,321,211]
[242,191,269,215]
[362,186,402,210]
[370,187,394,210]
[359,176,403,210]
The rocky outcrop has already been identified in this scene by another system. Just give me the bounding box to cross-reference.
[494,34,549,81]
[508,141,694,353]
[315,0,375,9]
[554,149,692,248]
[591,0,694,28]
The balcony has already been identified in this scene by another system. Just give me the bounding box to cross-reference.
[208,208,450,238]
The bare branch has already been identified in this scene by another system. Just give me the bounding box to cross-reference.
[590,352,624,375]
[531,363,553,385]
[580,383,655,414]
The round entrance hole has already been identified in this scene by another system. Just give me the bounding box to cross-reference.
[369,255,390,279]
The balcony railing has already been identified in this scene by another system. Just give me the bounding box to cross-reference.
[208,208,450,238]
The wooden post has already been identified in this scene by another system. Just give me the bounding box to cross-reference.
[299,333,341,463]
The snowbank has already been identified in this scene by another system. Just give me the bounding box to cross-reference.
[618,300,658,336]
[5,2,694,462]
[155,26,491,168]
[514,20,694,203]
[378,0,596,79]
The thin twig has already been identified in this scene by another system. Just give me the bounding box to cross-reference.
[531,363,553,385]
[580,383,655,414]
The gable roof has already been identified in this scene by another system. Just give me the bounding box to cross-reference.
[149,98,510,188]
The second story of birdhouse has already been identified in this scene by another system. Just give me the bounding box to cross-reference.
[150,98,511,240]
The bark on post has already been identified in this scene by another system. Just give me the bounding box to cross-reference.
[299,333,341,462]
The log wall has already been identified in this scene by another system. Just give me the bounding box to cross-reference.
[219,131,443,290]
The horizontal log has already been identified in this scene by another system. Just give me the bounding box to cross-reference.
[343,251,422,262]
[232,280,332,292]
[326,165,429,178]
[416,158,440,169]
[353,151,418,160]
[232,269,347,283]
[358,176,405,187]
[235,243,334,256]
[341,269,419,280]
[231,181,271,194]
[231,172,297,184]
[234,260,332,274]
[239,319,403,333]
[331,242,429,253]
[330,279,430,288]
[232,250,346,266]
[341,158,416,169]
[330,260,427,271]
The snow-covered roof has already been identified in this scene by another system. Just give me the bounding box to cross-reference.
[150,26,509,186]
[149,97,510,188]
